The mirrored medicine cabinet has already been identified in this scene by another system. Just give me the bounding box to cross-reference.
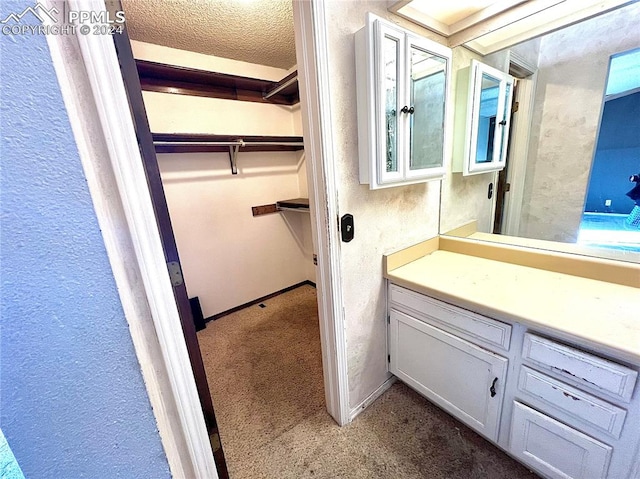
[355,13,452,190]
[452,60,515,176]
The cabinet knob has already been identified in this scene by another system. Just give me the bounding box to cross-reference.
[490,377,498,397]
[401,105,415,114]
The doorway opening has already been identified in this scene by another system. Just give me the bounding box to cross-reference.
[114,1,335,476]
[579,48,640,252]
[492,55,537,236]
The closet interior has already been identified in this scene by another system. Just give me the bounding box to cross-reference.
[129,27,324,475]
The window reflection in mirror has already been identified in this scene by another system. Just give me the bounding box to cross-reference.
[440,3,640,263]
[409,49,447,170]
[580,49,640,251]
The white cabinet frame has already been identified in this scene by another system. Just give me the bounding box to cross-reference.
[454,59,515,176]
[356,13,452,189]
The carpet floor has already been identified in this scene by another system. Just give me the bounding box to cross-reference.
[197,284,539,479]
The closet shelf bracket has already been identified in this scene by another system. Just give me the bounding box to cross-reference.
[229,141,243,175]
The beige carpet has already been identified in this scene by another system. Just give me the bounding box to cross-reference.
[198,285,539,479]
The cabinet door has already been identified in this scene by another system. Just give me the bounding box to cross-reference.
[496,76,514,166]
[462,60,514,176]
[374,21,405,186]
[404,34,449,181]
[356,14,452,189]
[389,309,508,441]
[509,402,612,479]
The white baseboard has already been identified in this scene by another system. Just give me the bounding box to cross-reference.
[349,376,397,422]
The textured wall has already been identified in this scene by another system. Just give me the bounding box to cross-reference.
[158,151,313,317]
[441,46,497,234]
[441,38,543,236]
[521,4,640,241]
[325,1,442,409]
[0,7,170,478]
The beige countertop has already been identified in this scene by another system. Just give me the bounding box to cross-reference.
[386,249,640,364]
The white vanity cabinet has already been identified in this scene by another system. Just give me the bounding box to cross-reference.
[453,59,514,176]
[355,14,452,189]
[508,333,638,479]
[388,285,510,441]
[387,283,640,479]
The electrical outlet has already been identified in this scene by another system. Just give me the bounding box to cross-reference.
[605,199,612,207]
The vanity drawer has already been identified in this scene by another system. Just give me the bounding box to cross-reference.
[522,334,637,402]
[509,402,612,479]
[389,284,511,351]
[518,366,627,439]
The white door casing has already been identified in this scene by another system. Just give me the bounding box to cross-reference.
[45,1,350,479]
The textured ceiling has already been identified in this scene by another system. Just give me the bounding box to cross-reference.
[122,0,296,70]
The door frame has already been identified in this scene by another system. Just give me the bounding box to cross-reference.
[500,51,538,236]
[44,0,349,477]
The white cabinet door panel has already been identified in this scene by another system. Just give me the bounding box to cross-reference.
[389,309,507,441]
[510,402,612,479]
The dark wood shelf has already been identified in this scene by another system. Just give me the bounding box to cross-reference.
[276,198,310,210]
[137,60,299,105]
[252,198,310,217]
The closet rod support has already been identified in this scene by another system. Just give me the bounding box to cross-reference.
[229,142,242,174]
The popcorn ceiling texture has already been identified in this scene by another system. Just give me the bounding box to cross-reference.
[122,0,297,69]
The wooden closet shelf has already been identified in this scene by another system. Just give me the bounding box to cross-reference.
[276,198,310,211]
[137,60,299,105]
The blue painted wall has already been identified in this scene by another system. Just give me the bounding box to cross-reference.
[0,2,171,478]
[585,92,640,213]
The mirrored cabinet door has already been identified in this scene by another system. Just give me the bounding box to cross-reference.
[453,59,514,176]
[376,22,405,185]
[474,72,501,166]
[355,13,452,190]
[405,35,448,180]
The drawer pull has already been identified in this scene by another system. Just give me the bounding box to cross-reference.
[490,377,498,397]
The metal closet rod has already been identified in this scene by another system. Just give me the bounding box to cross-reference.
[153,140,305,147]
[153,139,305,175]
[263,76,298,100]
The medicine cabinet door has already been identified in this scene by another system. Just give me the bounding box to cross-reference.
[405,34,449,181]
[375,21,406,186]
[465,60,514,176]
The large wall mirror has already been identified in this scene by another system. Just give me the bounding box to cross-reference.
[440,2,640,263]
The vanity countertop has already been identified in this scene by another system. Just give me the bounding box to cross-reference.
[385,247,640,364]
